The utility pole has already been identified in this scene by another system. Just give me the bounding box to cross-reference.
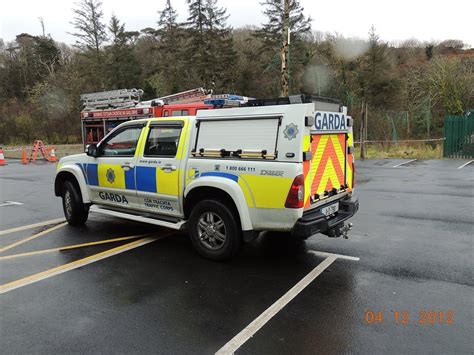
[280,0,290,97]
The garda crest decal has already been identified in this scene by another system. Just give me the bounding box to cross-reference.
[106,168,115,184]
[283,123,299,140]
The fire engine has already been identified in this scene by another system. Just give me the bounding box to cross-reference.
[80,88,236,145]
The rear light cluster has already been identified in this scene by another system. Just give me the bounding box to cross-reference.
[285,174,305,208]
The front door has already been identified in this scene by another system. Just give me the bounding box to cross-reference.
[87,124,144,210]
[135,120,187,217]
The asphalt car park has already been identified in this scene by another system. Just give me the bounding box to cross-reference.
[0,159,472,354]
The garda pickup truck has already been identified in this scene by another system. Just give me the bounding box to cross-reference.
[55,95,358,260]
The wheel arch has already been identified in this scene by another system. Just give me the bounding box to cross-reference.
[184,179,253,231]
[55,167,91,203]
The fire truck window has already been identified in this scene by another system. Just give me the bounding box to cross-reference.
[171,110,188,117]
[163,110,169,117]
[144,126,182,157]
[100,126,142,157]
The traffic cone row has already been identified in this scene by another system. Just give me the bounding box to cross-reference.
[0,145,58,166]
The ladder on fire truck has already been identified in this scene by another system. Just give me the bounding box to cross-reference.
[81,89,144,111]
[81,87,212,111]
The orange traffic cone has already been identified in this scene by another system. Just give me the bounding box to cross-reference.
[21,148,29,164]
[49,148,57,162]
[0,147,7,166]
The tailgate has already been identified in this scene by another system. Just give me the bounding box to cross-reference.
[304,133,349,208]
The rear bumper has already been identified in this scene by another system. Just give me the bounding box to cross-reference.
[292,196,359,239]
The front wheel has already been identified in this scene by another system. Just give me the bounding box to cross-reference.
[189,200,242,261]
[62,180,89,226]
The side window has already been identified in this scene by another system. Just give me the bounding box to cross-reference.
[171,110,188,117]
[99,126,142,157]
[144,126,182,157]
[163,110,169,117]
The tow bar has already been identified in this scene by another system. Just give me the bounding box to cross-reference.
[325,222,353,239]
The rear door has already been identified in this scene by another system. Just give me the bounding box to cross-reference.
[304,111,350,208]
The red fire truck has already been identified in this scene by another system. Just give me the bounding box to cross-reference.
[81,88,215,145]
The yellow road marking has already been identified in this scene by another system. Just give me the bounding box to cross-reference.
[0,222,68,253]
[0,218,65,237]
[0,236,159,294]
[0,234,149,261]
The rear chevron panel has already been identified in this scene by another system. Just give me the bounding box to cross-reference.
[304,134,347,207]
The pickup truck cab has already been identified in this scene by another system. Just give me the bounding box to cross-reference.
[55,96,359,260]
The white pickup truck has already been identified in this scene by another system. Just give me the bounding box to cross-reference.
[54,96,358,260]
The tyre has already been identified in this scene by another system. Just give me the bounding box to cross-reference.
[189,199,242,261]
[62,180,89,226]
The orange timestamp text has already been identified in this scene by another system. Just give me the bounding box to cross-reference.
[364,310,454,325]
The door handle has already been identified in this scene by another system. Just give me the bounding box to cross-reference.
[161,164,177,172]
[121,163,134,171]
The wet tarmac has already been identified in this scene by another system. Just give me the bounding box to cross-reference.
[0,159,473,354]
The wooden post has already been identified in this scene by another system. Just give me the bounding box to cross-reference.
[360,101,366,159]
[407,111,410,138]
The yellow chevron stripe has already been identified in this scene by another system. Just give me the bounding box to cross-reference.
[330,135,346,168]
[317,156,339,193]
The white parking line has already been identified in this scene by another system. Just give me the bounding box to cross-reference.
[457,160,473,169]
[215,252,359,355]
[0,201,23,207]
[0,218,65,237]
[392,159,417,168]
[308,250,360,261]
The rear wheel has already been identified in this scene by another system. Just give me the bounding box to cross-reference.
[62,180,89,226]
[189,200,242,261]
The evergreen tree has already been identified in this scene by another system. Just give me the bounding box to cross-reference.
[357,26,400,108]
[184,0,236,91]
[256,0,311,49]
[154,0,183,94]
[105,15,141,89]
[70,0,108,90]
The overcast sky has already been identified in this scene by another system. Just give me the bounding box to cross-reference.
[1,0,473,46]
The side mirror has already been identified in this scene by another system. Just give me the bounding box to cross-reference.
[86,144,99,158]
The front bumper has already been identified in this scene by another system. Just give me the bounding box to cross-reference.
[292,196,359,239]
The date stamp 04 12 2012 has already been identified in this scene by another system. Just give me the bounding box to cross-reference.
[364,310,454,325]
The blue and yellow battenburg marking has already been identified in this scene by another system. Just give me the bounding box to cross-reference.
[77,163,136,190]
[188,170,291,209]
[77,162,178,195]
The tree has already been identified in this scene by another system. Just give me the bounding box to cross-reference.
[104,15,141,89]
[256,0,311,96]
[153,0,184,94]
[184,0,236,91]
[70,0,107,53]
[70,0,108,90]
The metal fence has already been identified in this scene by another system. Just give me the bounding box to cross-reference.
[443,111,474,158]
